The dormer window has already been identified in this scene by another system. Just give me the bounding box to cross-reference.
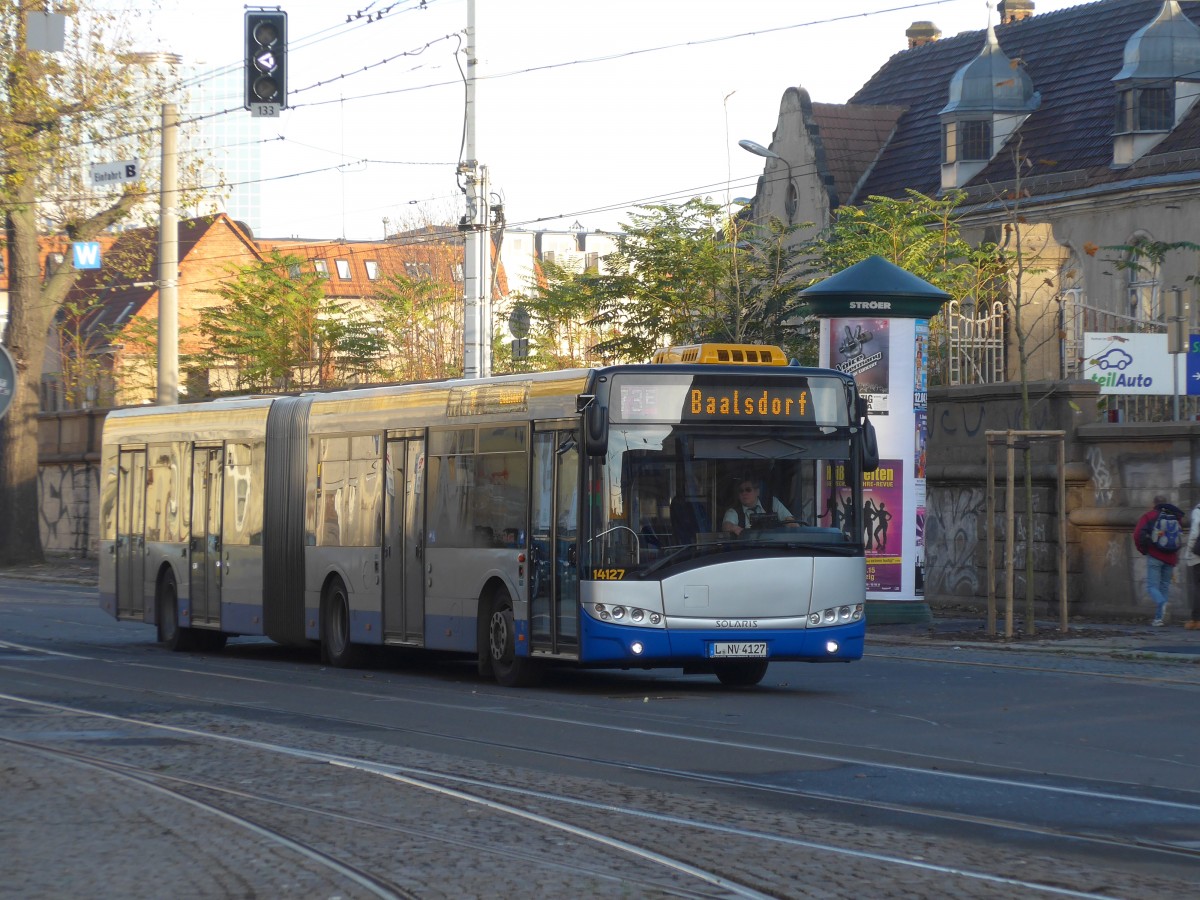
[938,26,1039,190]
[1114,86,1173,133]
[1111,2,1200,166]
[943,120,992,163]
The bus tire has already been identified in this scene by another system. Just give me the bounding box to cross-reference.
[713,659,769,687]
[321,576,366,668]
[487,589,540,688]
[157,571,198,652]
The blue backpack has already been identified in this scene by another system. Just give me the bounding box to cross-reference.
[1147,509,1183,552]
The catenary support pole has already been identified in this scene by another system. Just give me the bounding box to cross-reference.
[157,103,179,405]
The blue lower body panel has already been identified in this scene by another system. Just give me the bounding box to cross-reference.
[579,615,865,666]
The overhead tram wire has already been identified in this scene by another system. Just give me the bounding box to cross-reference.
[21,0,1109,191]
[64,0,953,155]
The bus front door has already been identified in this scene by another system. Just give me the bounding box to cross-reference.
[189,446,223,627]
[530,429,580,656]
[115,449,146,618]
[383,438,425,644]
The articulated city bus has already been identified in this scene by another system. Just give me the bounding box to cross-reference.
[99,344,878,687]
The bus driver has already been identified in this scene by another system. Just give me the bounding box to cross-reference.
[721,480,799,537]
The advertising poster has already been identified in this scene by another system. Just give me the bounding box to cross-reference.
[863,459,903,592]
[915,479,926,598]
[914,318,929,408]
[1081,332,1188,395]
[830,317,891,415]
[914,409,927,480]
[820,461,855,537]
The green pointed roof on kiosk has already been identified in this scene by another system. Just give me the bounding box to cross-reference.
[800,255,951,319]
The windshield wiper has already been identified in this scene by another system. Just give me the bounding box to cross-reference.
[638,541,736,577]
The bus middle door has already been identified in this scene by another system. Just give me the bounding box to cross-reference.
[383,438,425,645]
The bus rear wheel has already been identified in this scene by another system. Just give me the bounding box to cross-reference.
[714,659,769,687]
[321,576,366,668]
[157,571,198,651]
[487,589,540,688]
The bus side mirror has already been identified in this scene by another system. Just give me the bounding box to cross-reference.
[583,404,608,457]
[861,416,879,473]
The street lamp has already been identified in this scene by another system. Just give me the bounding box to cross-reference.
[739,139,797,222]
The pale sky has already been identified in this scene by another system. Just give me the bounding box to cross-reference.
[154,0,1086,240]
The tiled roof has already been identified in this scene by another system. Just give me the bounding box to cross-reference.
[848,0,1200,202]
[810,102,907,206]
[258,230,469,299]
[72,214,258,336]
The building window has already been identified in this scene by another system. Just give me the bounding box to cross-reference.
[364,260,379,280]
[942,120,991,163]
[453,263,463,282]
[287,263,301,278]
[1114,87,1172,134]
[543,250,556,264]
[1126,249,1160,322]
[313,258,329,276]
[335,259,352,280]
[584,252,599,273]
[404,262,431,278]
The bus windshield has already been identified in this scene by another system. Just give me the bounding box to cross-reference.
[586,422,861,575]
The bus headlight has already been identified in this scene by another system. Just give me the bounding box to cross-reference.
[808,603,863,628]
[585,602,665,628]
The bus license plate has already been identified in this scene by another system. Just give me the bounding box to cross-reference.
[710,642,767,658]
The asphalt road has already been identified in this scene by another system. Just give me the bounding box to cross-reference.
[3,575,1199,898]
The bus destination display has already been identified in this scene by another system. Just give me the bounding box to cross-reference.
[616,378,816,424]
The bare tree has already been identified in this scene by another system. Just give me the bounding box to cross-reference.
[1,4,211,564]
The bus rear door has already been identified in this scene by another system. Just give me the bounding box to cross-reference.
[189,445,223,627]
[115,448,146,618]
[383,437,426,644]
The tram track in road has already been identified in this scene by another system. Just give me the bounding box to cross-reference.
[5,642,1200,868]
[0,699,779,900]
[0,687,1195,898]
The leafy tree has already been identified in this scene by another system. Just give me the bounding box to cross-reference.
[716,214,815,363]
[800,190,1006,383]
[502,255,617,371]
[369,270,463,382]
[585,198,813,362]
[1,4,210,564]
[189,251,386,393]
[50,296,117,409]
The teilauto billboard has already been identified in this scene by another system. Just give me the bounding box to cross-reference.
[1082,333,1190,395]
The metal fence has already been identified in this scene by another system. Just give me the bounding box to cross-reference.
[937,293,1200,422]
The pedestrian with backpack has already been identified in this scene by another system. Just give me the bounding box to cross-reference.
[1133,495,1186,626]
[1185,500,1200,630]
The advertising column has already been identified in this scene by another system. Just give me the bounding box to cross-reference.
[800,257,948,624]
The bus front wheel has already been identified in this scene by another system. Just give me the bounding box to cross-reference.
[487,590,540,688]
[714,658,769,687]
[321,576,366,668]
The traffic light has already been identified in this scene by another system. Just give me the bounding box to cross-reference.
[244,11,287,110]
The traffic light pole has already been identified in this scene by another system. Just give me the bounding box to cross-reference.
[157,102,179,406]
[461,0,490,379]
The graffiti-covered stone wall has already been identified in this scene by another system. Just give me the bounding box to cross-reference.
[37,409,106,558]
[927,380,1200,620]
